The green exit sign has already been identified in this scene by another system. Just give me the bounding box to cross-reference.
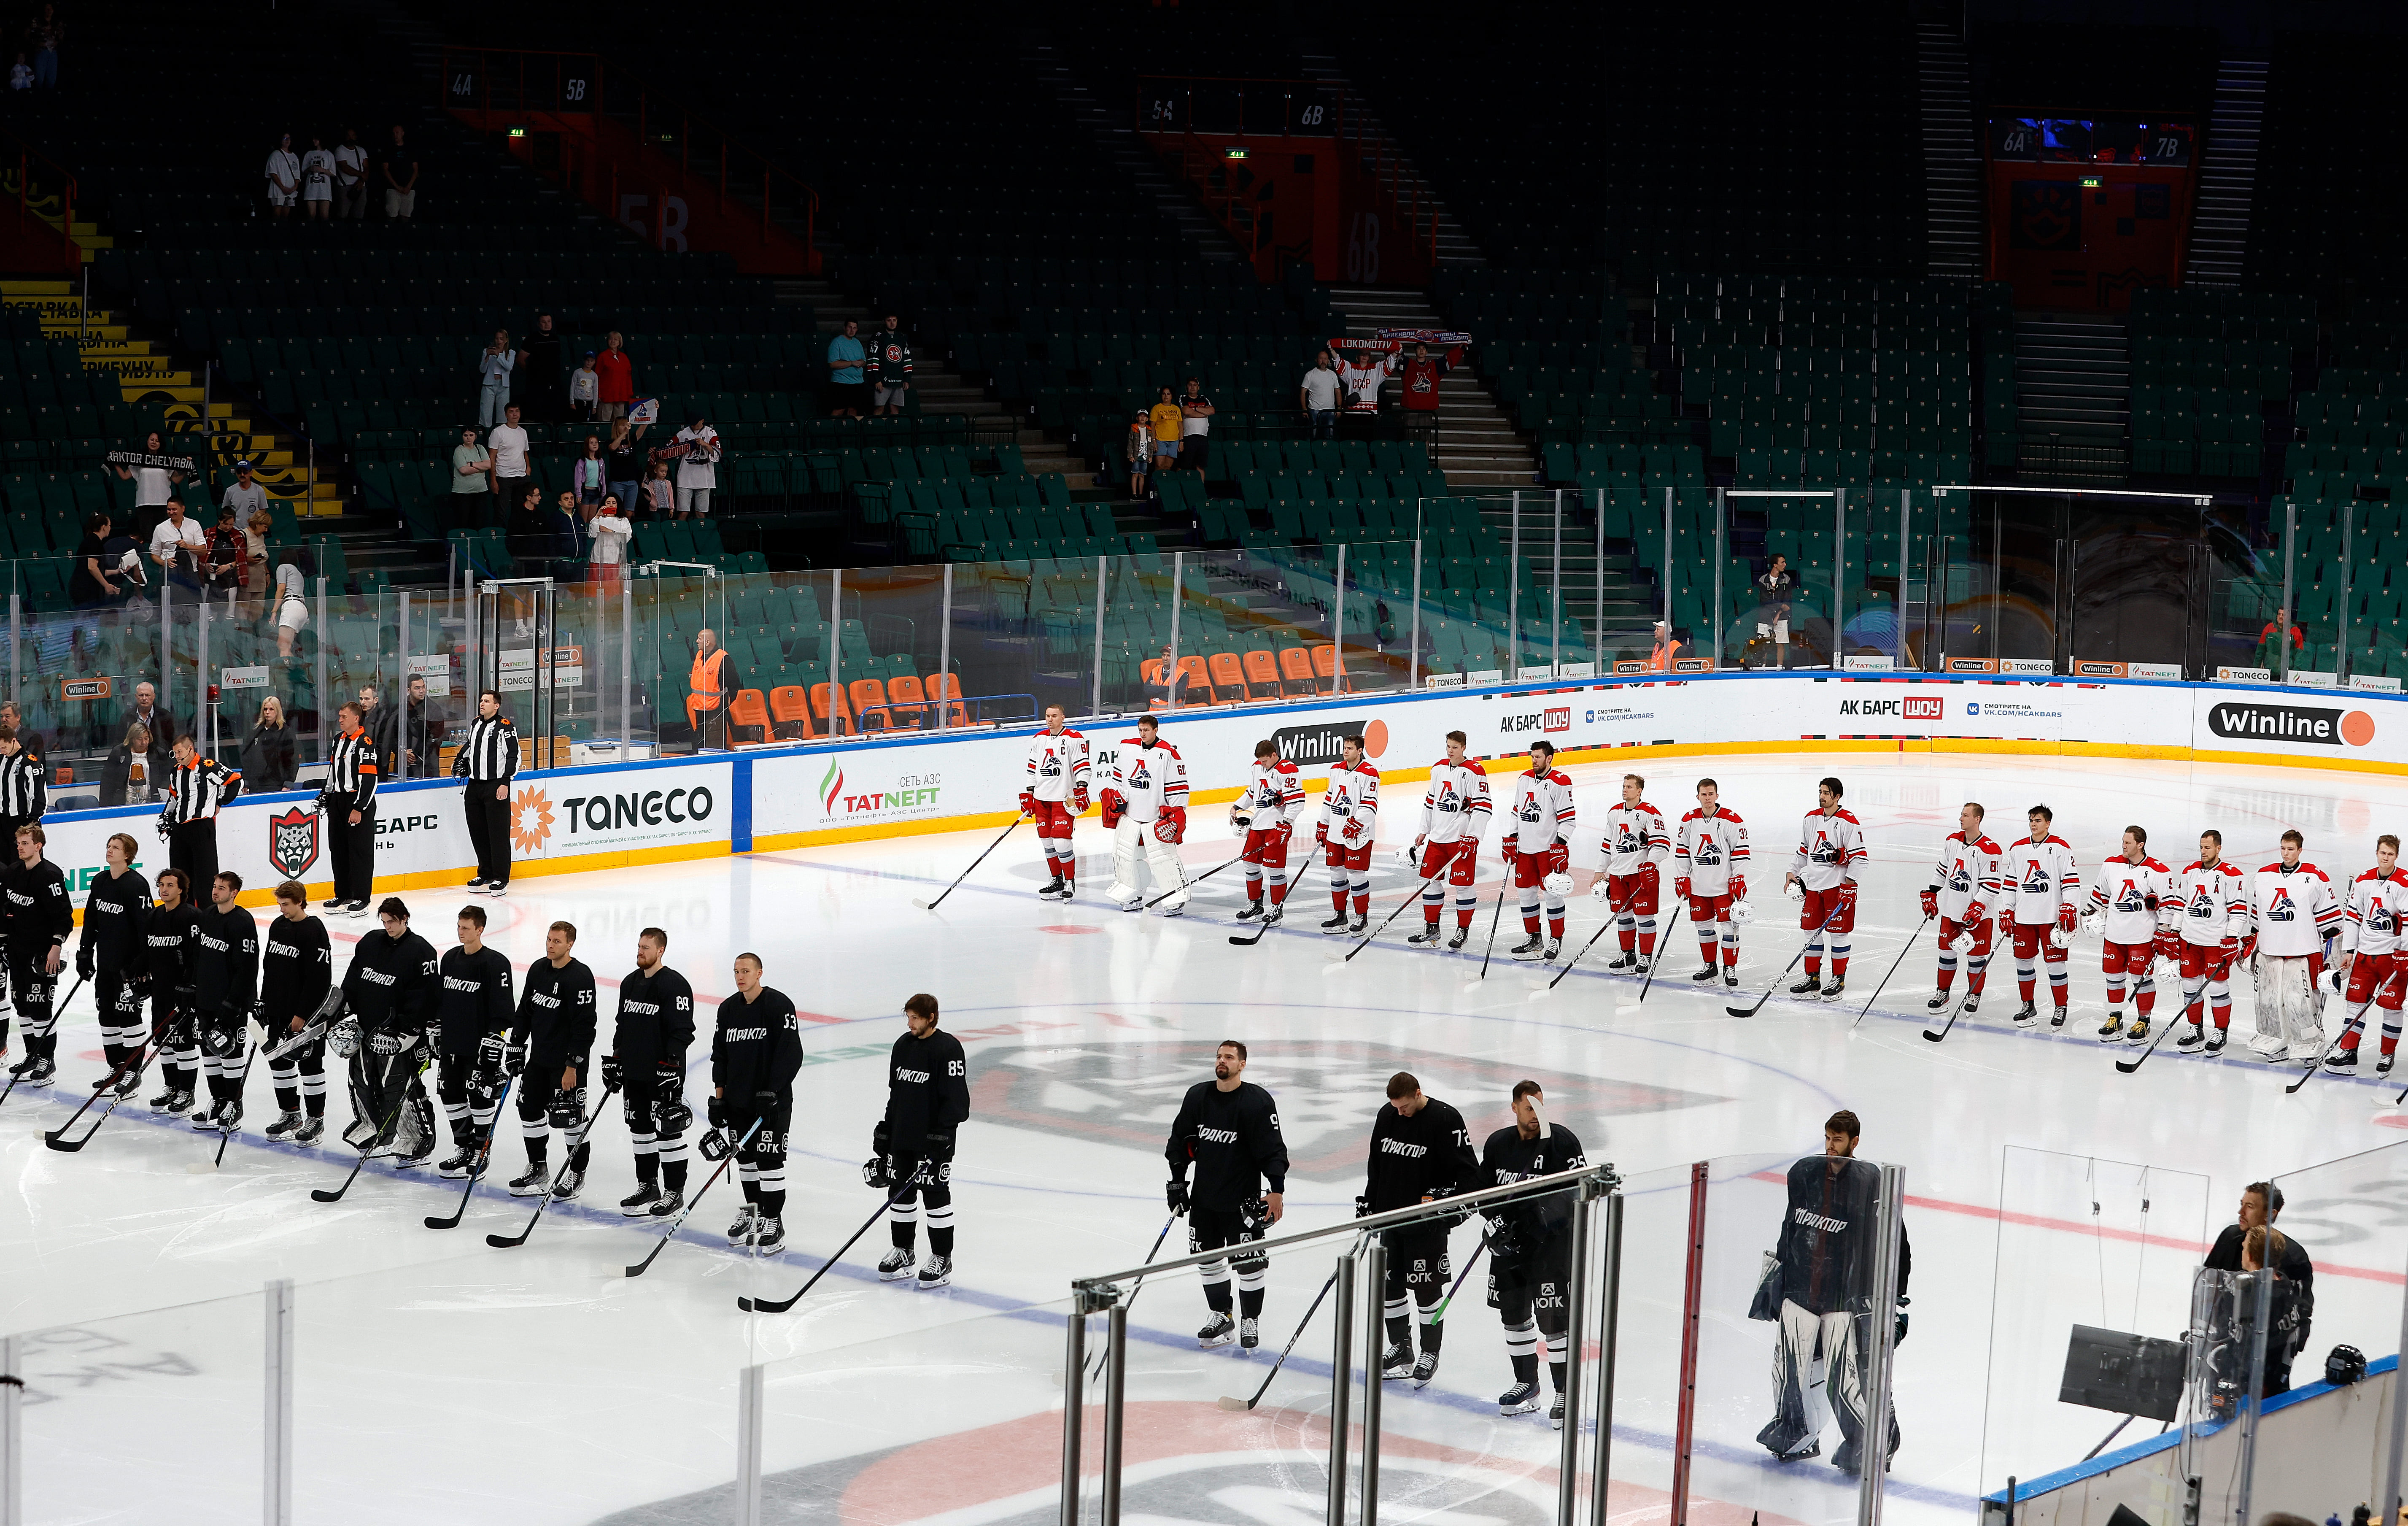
[1225,147,1249,160]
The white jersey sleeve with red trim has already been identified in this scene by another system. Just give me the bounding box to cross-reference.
[1025,729,1089,802]
[1789,808,1866,891]
[2086,857,2177,944]
[2249,863,2342,957]
[2006,836,2079,924]
[1931,833,2004,923]
[2173,861,2248,947]
[1419,760,1492,845]
[1675,808,1747,897]
[1600,802,1669,875]
[1505,769,1575,853]
[2343,870,2408,956]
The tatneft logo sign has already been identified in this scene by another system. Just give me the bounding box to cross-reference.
[2206,702,2376,748]
[1837,697,1943,719]
[818,758,941,819]
[1497,708,1572,735]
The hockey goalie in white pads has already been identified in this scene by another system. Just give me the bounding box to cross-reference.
[2244,830,2342,1064]
[1101,715,1190,915]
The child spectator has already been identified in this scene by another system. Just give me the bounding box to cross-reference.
[587,495,632,586]
[671,415,720,518]
[568,351,599,421]
[8,54,30,91]
[571,434,608,508]
[244,509,272,601]
[644,461,674,519]
[1126,409,1152,502]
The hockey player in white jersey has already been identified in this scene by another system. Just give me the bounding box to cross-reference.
[1100,715,1189,915]
[1502,740,1575,962]
[2082,826,2179,1043]
[2328,833,2408,1075]
[1923,802,2003,1015]
[1234,740,1305,926]
[2170,830,2248,1055]
[2001,805,2080,1028]
[2243,829,2342,1064]
[1782,777,1867,1000]
[1316,735,1381,935]
[1592,773,1669,972]
[1022,705,1091,901]
[1674,778,1750,987]
[1406,730,1491,950]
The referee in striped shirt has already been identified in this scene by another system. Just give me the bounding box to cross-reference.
[322,701,379,918]
[160,735,241,893]
[0,725,45,844]
[456,689,519,896]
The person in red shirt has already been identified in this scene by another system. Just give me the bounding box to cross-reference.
[1398,340,1464,449]
[593,331,634,424]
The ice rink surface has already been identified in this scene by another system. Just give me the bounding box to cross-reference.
[4,747,2406,1525]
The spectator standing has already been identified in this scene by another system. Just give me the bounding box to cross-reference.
[9,54,29,92]
[825,320,867,418]
[450,426,492,530]
[509,485,545,557]
[521,312,563,424]
[1149,387,1184,475]
[99,724,153,808]
[868,315,911,417]
[27,3,57,88]
[1126,408,1151,501]
[594,332,633,422]
[486,405,530,521]
[70,512,119,609]
[239,696,297,795]
[541,492,585,575]
[333,126,369,220]
[1178,376,1215,475]
[147,497,206,591]
[478,331,515,428]
[381,125,418,219]
[220,457,267,527]
[571,434,608,508]
[1300,350,1341,439]
[203,505,248,597]
[272,561,310,660]
[399,673,442,781]
[671,415,720,519]
[644,461,674,519]
[587,496,632,586]
[1399,340,1462,449]
[299,133,336,221]
[114,429,186,535]
[121,682,175,778]
[359,682,396,778]
[568,351,599,422]
[243,509,272,601]
[1755,553,1796,670]
[265,133,300,221]
[604,419,642,519]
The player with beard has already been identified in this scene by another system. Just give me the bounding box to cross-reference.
[1361,1071,1479,1386]
[1165,1040,1288,1349]
[1479,1079,1590,1427]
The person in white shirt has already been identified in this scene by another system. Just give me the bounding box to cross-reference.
[299,133,336,221]
[2081,826,2180,1043]
[2001,805,2082,1028]
[1594,772,1670,972]
[332,126,369,220]
[1101,715,1189,915]
[273,562,310,659]
[1782,776,1868,1000]
[264,132,299,220]
[1316,735,1381,933]
[1298,350,1342,439]
[1503,740,1577,962]
[485,405,530,510]
[479,331,516,429]
[1923,802,2005,1015]
[2244,829,2343,1064]
[1406,730,1488,949]
[1674,779,1750,986]
[585,495,632,583]
[113,430,185,521]
[671,416,720,518]
[2329,834,2408,1075]
[2170,829,2248,1055]
[1023,707,1093,902]
[568,352,600,421]
[147,498,207,589]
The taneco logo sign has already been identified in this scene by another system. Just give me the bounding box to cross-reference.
[557,782,716,832]
[2206,702,2376,748]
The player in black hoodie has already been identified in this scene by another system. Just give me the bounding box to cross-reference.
[259,879,333,1145]
[338,896,439,1161]
[78,832,151,1096]
[433,903,515,1178]
[1,823,72,1085]
[872,992,971,1288]
[142,867,204,1116]
[187,870,260,1132]
[1165,1039,1289,1350]
[507,919,598,1201]
[711,951,802,1253]
[607,926,696,1218]
[1362,1071,1480,1388]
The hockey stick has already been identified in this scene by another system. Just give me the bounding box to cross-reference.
[912,813,1026,911]
[1540,883,1639,993]
[310,1054,435,1203]
[485,1078,620,1247]
[1143,852,1242,910]
[1230,843,1319,946]
[1427,1238,1490,1322]
[1086,1206,1188,1380]
[2284,1034,2348,1095]
[187,1016,264,1175]
[1472,886,1507,980]
[1853,916,1932,1028]
[41,1028,168,1152]
[737,1161,933,1313]
[617,1115,763,1278]
[1726,905,1849,1018]
[1329,889,1421,963]
[423,1071,518,1229]
[1217,1267,1342,1412]
[0,973,84,1111]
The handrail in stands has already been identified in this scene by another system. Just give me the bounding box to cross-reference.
[0,127,78,275]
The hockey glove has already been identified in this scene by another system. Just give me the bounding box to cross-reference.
[1919,887,1939,919]
[1154,806,1186,845]
[1353,1194,1371,1220]
[2236,933,2257,966]
[155,809,174,841]
[872,1119,891,1160]
[1835,880,1858,915]
[74,945,91,981]
[2156,927,2184,964]
[2057,905,2079,935]
[707,1093,728,1130]
[477,1032,507,1072]
[368,1027,410,1056]
[1340,816,1366,845]
[1895,1301,1910,1347]
[503,1039,527,1077]
[925,1128,957,1165]
[1314,821,1329,846]
[1938,929,1963,956]
[1405,835,1424,869]
[1100,789,1127,828]
[1237,1196,1273,1234]
[1674,875,1692,902]
[1731,875,1747,904]
[656,1098,693,1136]
[2081,910,2103,937]
[1018,790,1038,817]
[601,1052,623,1090]
[1232,802,1254,832]
[1165,1178,1189,1213]
[1072,783,1090,814]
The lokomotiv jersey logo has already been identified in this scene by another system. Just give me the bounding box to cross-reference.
[267,805,319,877]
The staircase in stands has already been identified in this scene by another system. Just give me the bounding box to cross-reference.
[1024,39,1248,262]
[2012,313,2130,483]
[1294,50,1483,268]
[2184,59,2268,289]
[0,278,345,520]
[1329,287,1537,491]
[1915,21,1983,280]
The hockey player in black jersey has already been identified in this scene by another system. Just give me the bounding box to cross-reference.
[872,992,971,1288]
[507,920,598,1200]
[337,897,439,1161]
[143,867,203,1115]
[1479,1080,1589,1426]
[186,871,260,1132]
[1165,1040,1289,1350]
[0,824,71,1085]
[433,904,515,1177]
[78,833,151,1097]
[1757,1110,1909,1476]
[259,880,332,1144]
[607,927,696,1218]
[1362,1071,1480,1388]
[711,952,803,1253]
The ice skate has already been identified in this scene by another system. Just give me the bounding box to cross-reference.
[878,1248,917,1281]
[1819,978,1845,1002]
[264,1110,306,1141]
[1411,1350,1439,1387]
[1550,1390,1566,1430]
[726,1205,760,1245]
[917,1254,954,1288]
[2098,1012,2124,1041]
[1723,967,1739,987]
[2049,1007,2069,1029]
[548,1167,582,1201]
[1320,913,1350,935]
[190,1102,221,1131]
[2174,1022,2206,1051]
[1498,1381,1541,1415]
[1037,875,1065,901]
[1238,1317,1259,1349]
[1197,1312,1237,1348]
[2379,1050,2397,1075]
[507,1164,551,1198]
[19,1055,53,1085]
[1446,926,1468,949]
[2204,1029,2229,1056]
[753,1215,787,1255]
[1382,1342,1414,1379]
[2012,1000,2040,1028]
[1260,903,1281,927]
[291,1116,324,1145]
[1509,936,1544,962]
[150,1085,193,1114]
[1927,989,1952,1011]
[1962,991,1982,1015]
[2324,1048,2359,1074]
[1407,926,1445,946]
[618,1182,663,1216]
[211,1099,242,1134]
[1236,902,1264,921]
[1691,963,1720,983]
[1348,914,1367,935]
[649,1188,685,1217]
[110,1068,142,1098]
[1789,975,1822,995]
[1542,939,1560,962]
[1607,951,1637,972]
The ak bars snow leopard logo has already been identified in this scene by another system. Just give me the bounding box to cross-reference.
[2207,702,2375,748]
[268,806,321,877]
